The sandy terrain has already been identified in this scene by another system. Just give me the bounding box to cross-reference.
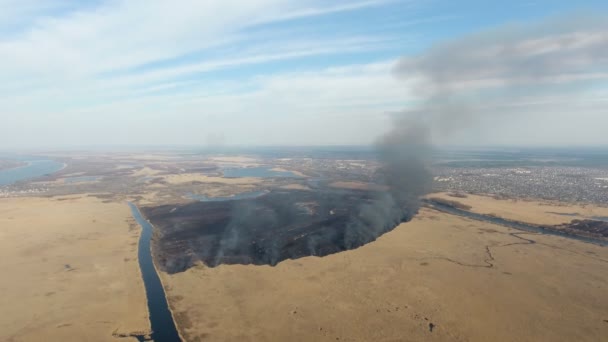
[270,167,307,177]
[131,166,163,177]
[210,156,258,163]
[61,172,87,177]
[209,156,260,167]
[160,208,608,342]
[162,174,263,185]
[280,184,311,190]
[0,196,149,341]
[429,192,608,225]
[120,153,180,161]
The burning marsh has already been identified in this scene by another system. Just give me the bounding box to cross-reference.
[143,183,427,273]
[142,129,432,273]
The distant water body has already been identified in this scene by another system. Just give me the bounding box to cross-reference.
[0,158,64,186]
[223,166,300,178]
[547,212,608,223]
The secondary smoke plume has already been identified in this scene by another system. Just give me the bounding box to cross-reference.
[393,15,608,141]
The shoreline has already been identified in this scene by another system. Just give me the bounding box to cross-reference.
[130,201,153,340]
[0,160,27,171]
[152,235,189,342]
[129,202,184,342]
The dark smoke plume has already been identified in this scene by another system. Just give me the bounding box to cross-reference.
[340,118,433,251]
[146,15,608,272]
[350,15,608,235]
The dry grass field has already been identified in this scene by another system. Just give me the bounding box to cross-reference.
[429,192,608,225]
[0,196,149,341]
[2,187,606,342]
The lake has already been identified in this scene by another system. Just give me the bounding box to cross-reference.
[222,166,300,178]
[0,158,64,186]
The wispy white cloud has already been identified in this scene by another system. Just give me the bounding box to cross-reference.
[1,59,409,147]
[0,0,415,148]
[250,0,397,25]
[0,0,395,78]
[2,1,606,148]
[0,0,407,102]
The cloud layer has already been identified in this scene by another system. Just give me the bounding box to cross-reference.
[0,1,607,149]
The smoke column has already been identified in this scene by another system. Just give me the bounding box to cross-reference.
[146,15,608,272]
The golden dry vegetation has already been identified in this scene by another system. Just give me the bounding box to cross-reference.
[279,184,311,191]
[429,192,608,225]
[0,196,149,341]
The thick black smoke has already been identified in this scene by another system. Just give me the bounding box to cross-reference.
[375,118,433,201]
[339,16,608,242]
[339,117,433,249]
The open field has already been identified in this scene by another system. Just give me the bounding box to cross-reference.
[0,196,149,341]
[3,150,608,342]
[429,192,608,225]
[159,207,608,342]
[280,184,311,190]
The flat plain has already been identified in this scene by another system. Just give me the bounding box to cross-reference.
[0,195,149,341]
[429,192,608,225]
[2,152,608,342]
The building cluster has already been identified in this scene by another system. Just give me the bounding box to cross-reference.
[0,186,50,198]
[433,166,608,203]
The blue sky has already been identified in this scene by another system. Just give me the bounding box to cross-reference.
[1,0,607,148]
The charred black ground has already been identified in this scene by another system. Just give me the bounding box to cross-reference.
[142,188,421,273]
[142,117,433,273]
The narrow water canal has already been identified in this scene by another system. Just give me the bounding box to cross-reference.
[129,202,182,342]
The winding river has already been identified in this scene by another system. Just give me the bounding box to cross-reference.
[425,199,608,247]
[129,203,182,342]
